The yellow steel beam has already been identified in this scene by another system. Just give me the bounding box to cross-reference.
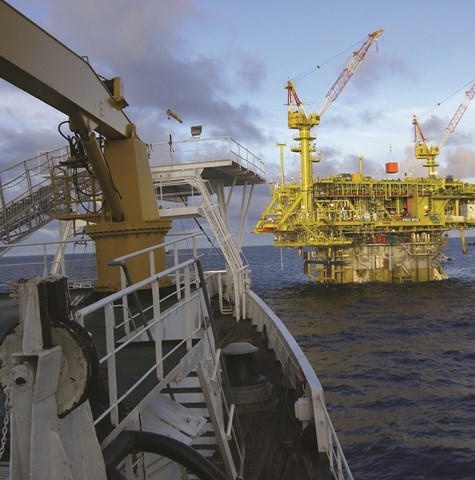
[0,1,131,140]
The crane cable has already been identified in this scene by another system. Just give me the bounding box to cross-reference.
[419,77,475,118]
[379,35,395,160]
[289,34,370,83]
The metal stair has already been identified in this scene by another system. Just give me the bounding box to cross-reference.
[157,359,240,479]
[161,373,221,460]
[0,148,68,253]
[193,176,247,320]
[154,169,248,319]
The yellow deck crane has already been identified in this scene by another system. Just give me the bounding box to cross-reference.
[413,82,475,177]
[285,28,384,211]
[0,1,171,290]
[255,29,383,243]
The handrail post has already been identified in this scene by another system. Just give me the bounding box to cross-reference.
[184,265,192,350]
[105,302,119,426]
[174,243,181,296]
[152,277,163,380]
[108,260,153,341]
[42,243,48,276]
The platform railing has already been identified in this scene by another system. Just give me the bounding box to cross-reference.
[148,136,265,179]
[74,251,245,478]
[245,290,353,480]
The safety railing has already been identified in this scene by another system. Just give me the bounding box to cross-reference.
[0,147,67,206]
[74,244,245,477]
[245,290,353,480]
[0,237,96,292]
[75,258,204,423]
[148,136,265,180]
[0,148,69,247]
[110,232,202,291]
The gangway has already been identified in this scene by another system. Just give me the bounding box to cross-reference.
[0,137,266,312]
[0,147,68,253]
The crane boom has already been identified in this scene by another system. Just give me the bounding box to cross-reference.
[439,83,475,148]
[413,82,475,177]
[318,28,384,117]
[412,115,440,176]
[0,0,171,291]
[0,2,132,140]
[285,28,383,210]
[412,115,429,145]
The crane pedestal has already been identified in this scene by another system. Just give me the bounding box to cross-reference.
[86,220,171,291]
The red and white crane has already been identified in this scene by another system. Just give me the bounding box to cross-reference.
[413,82,475,176]
[285,28,383,205]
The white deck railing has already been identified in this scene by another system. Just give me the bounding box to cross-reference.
[245,290,353,480]
[73,233,245,476]
[75,257,204,424]
[148,136,265,179]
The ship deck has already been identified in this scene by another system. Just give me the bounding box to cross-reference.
[211,298,333,480]
[0,292,333,480]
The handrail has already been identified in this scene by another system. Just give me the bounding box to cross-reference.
[111,231,201,264]
[0,147,69,248]
[245,290,353,480]
[0,147,67,205]
[148,136,265,179]
[74,255,245,477]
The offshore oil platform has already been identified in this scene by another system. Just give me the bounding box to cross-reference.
[254,29,475,283]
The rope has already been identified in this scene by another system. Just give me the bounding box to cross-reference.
[289,34,369,83]
[419,77,475,118]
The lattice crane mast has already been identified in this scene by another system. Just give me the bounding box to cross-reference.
[318,28,384,117]
[413,82,475,177]
[285,28,384,210]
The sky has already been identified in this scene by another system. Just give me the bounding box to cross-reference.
[1,0,475,248]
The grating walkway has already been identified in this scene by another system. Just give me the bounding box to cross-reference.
[0,147,68,253]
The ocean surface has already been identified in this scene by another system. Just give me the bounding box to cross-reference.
[242,239,475,480]
[0,238,474,479]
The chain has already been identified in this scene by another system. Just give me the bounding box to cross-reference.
[0,388,11,461]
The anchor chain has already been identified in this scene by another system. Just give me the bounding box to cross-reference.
[0,387,11,460]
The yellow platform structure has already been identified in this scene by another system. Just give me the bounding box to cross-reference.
[254,172,475,283]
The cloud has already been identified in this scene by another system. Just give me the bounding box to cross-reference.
[321,113,351,129]
[0,80,67,168]
[358,109,384,125]
[1,0,271,173]
[350,46,410,93]
[43,0,196,61]
[444,130,474,148]
[0,125,64,169]
[19,0,270,148]
[233,51,267,93]
[440,147,475,180]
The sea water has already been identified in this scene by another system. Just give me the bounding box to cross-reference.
[243,238,475,480]
[0,239,474,479]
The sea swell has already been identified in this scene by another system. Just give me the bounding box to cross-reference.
[245,240,475,480]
